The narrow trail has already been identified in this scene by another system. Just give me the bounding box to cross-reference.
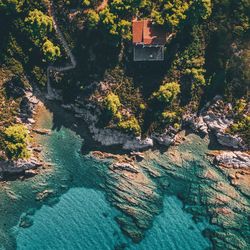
[46,1,77,99]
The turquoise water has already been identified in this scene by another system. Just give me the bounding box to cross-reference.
[1,106,212,249]
[15,189,210,250]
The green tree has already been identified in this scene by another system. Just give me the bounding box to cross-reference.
[86,9,100,29]
[3,124,30,160]
[153,82,180,104]
[191,0,212,21]
[104,92,121,116]
[0,0,24,13]
[164,0,191,28]
[118,19,131,40]
[99,7,118,35]
[118,117,141,136]
[42,39,61,62]
[151,9,164,25]
[25,9,53,46]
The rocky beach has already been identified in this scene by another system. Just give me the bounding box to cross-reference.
[1,99,249,249]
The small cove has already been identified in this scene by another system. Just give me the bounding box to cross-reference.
[1,104,212,249]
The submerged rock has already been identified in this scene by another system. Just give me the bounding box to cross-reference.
[104,158,162,242]
[32,128,52,135]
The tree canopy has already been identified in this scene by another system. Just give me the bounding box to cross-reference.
[3,124,30,160]
[0,0,24,13]
[25,9,53,46]
[104,92,121,116]
[153,82,181,104]
[42,39,61,62]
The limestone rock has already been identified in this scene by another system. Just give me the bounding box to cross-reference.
[0,158,42,177]
[152,129,176,146]
[123,137,153,150]
[216,133,244,149]
[215,151,250,169]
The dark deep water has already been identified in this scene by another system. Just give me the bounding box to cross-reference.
[0,105,215,250]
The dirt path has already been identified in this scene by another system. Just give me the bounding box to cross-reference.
[46,1,77,99]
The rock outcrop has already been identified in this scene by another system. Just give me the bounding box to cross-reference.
[62,102,154,150]
[105,160,161,242]
[152,127,177,147]
[0,158,42,179]
[184,96,246,150]
[215,151,250,169]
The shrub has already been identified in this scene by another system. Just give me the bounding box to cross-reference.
[162,111,177,123]
[118,117,141,136]
[42,39,61,62]
[86,9,100,29]
[3,124,30,160]
[104,92,121,116]
[185,68,206,88]
[25,9,53,46]
[153,82,180,104]
[82,0,91,7]
[139,103,146,110]
[234,98,247,114]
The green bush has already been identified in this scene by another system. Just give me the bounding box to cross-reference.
[0,0,24,13]
[104,92,121,116]
[153,82,180,104]
[3,124,30,160]
[25,9,53,46]
[42,39,61,62]
[86,9,100,29]
[118,117,141,136]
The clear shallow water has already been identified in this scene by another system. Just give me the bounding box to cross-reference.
[1,106,212,249]
[16,189,210,250]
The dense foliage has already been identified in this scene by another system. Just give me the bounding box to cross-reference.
[42,39,61,62]
[0,0,249,144]
[104,92,121,117]
[153,82,180,104]
[2,124,30,160]
[118,117,141,136]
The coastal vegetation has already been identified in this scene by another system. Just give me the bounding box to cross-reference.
[0,0,249,154]
[0,1,249,249]
[2,124,30,160]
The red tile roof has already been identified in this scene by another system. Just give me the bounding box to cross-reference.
[132,20,144,43]
[132,20,166,45]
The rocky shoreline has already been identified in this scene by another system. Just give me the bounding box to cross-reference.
[184,95,247,150]
[1,86,249,249]
[60,93,248,150]
[0,87,47,180]
[57,93,249,172]
[90,133,250,248]
[2,85,249,185]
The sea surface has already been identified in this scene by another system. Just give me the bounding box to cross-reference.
[0,105,212,250]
